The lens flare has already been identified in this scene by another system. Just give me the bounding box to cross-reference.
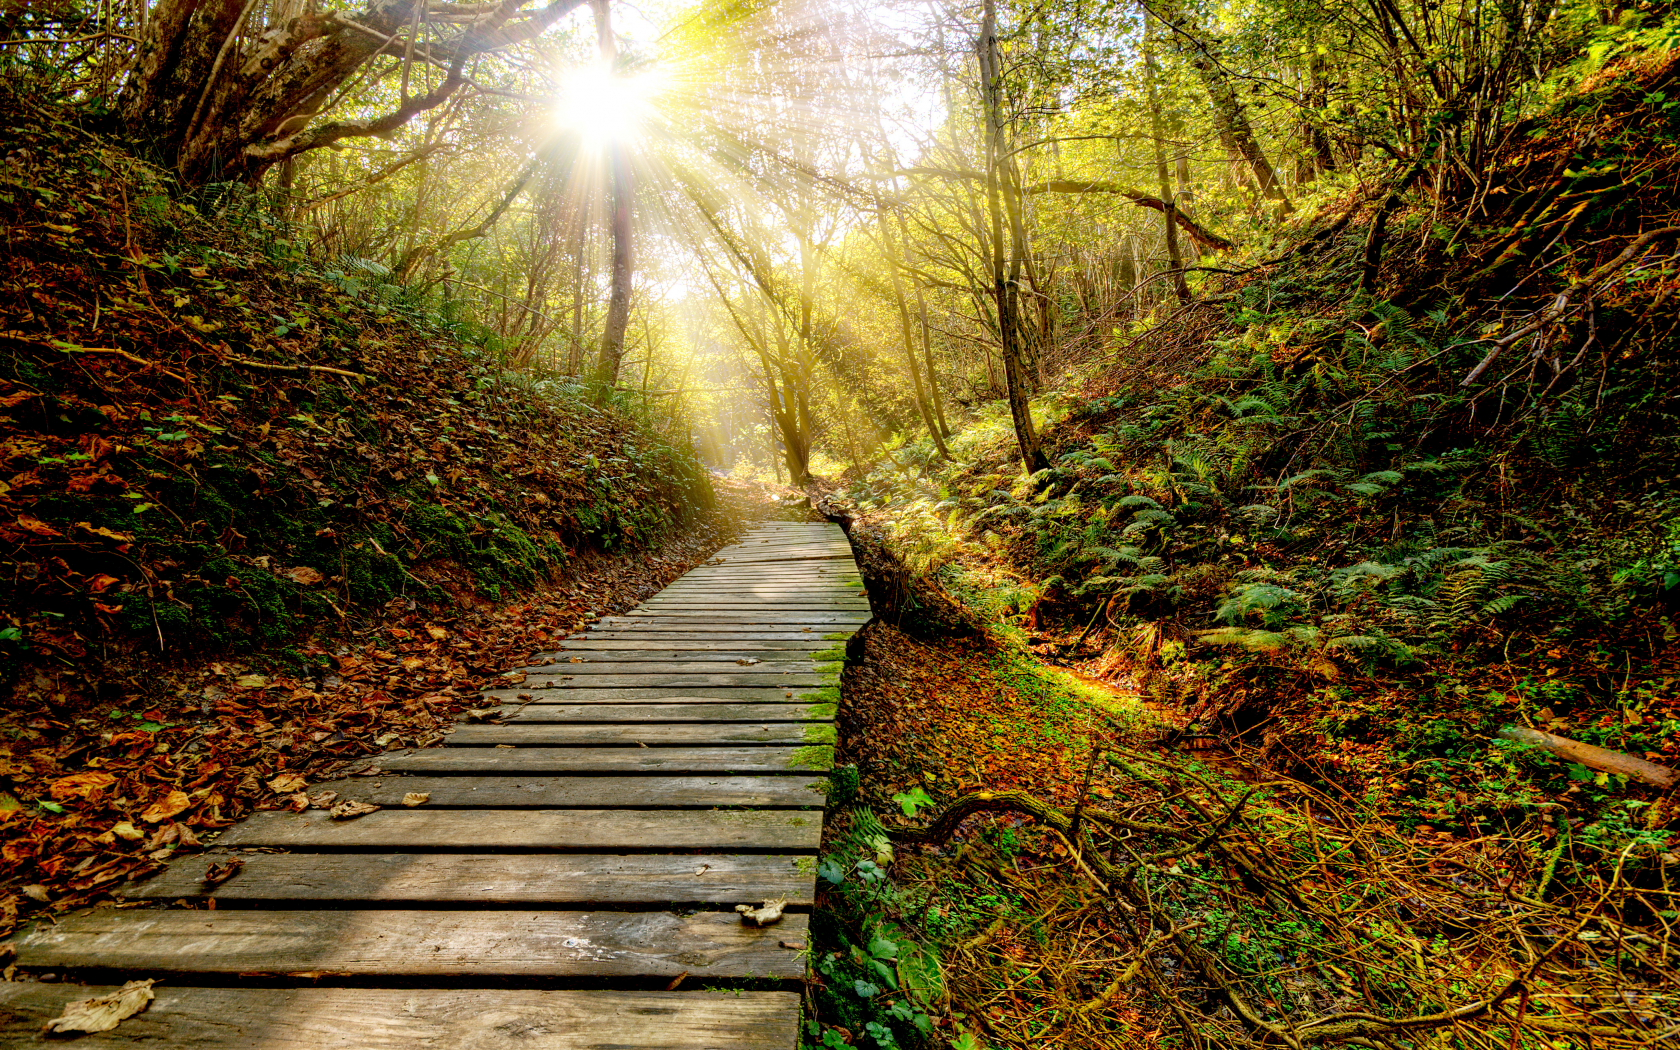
[554,63,659,145]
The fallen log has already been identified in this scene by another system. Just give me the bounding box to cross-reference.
[1497,726,1676,789]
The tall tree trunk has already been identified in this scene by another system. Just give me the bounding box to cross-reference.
[879,210,948,457]
[916,285,951,438]
[591,0,634,387]
[980,0,1045,474]
[1155,0,1293,215]
[1144,12,1190,302]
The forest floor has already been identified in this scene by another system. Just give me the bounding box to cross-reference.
[803,47,1680,1050]
[0,476,809,940]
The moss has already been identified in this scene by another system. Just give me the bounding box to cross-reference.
[824,763,861,803]
[806,703,838,719]
[809,647,844,662]
[812,661,842,675]
[797,686,841,704]
[406,502,564,598]
[803,724,838,745]
[821,631,852,641]
[788,744,835,770]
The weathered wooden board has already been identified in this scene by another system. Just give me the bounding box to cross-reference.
[11,909,809,979]
[633,604,868,614]
[566,631,855,643]
[544,639,836,652]
[381,745,833,774]
[478,687,810,703]
[127,852,820,905]
[501,661,827,676]
[486,703,830,723]
[603,611,869,622]
[294,774,826,808]
[537,641,826,658]
[216,808,822,851]
[0,986,801,1049]
[503,674,835,690]
[444,723,832,747]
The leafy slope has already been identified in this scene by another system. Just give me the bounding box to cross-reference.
[0,85,722,935]
[850,46,1680,818]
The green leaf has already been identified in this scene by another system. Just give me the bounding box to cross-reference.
[891,786,933,817]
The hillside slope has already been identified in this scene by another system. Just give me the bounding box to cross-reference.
[0,84,720,935]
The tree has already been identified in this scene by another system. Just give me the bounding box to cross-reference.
[591,0,635,387]
[119,0,587,185]
[979,0,1046,474]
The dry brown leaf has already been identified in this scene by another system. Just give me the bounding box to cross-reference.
[203,859,243,886]
[267,774,307,793]
[234,673,269,689]
[329,800,379,820]
[109,821,144,841]
[49,771,117,800]
[285,792,310,812]
[285,566,324,586]
[400,792,430,807]
[308,791,339,809]
[139,789,190,823]
[426,625,448,640]
[44,979,156,1034]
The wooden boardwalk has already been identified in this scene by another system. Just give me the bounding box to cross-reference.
[2,523,863,1048]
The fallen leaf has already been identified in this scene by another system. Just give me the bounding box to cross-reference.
[285,566,324,586]
[285,792,309,811]
[49,771,117,800]
[736,898,788,926]
[307,791,339,809]
[44,979,156,1034]
[14,514,62,537]
[401,792,430,807]
[140,789,190,823]
[426,625,448,640]
[110,821,144,841]
[203,859,243,886]
[235,674,270,689]
[87,573,122,593]
[74,521,134,542]
[21,884,49,902]
[267,774,307,793]
[736,657,761,666]
[329,800,379,820]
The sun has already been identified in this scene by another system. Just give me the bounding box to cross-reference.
[555,62,658,145]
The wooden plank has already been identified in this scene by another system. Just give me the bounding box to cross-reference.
[487,703,829,722]
[444,723,834,747]
[0,986,801,1049]
[499,673,835,688]
[216,808,823,851]
[601,614,867,626]
[546,640,836,651]
[573,626,859,634]
[478,688,812,703]
[294,774,826,808]
[127,852,820,906]
[11,909,809,979]
[635,603,869,613]
[381,746,833,774]
[504,661,828,676]
[490,703,830,722]
[534,649,827,663]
